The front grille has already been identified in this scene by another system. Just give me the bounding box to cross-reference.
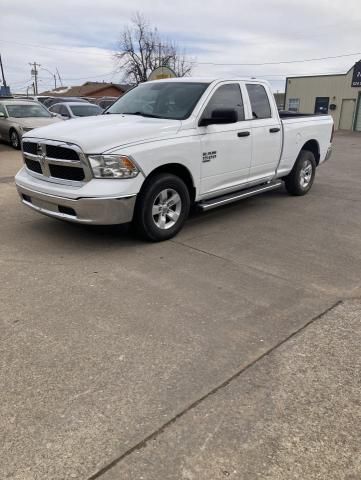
[49,164,85,181]
[24,157,42,174]
[46,145,79,161]
[22,141,87,182]
[23,142,38,155]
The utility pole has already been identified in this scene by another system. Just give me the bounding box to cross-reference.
[0,53,7,88]
[56,68,63,87]
[29,62,40,95]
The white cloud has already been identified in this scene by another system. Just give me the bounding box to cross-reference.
[1,0,361,93]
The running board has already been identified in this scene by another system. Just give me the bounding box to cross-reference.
[198,181,283,211]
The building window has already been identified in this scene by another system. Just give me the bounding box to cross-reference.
[288,98,300,112]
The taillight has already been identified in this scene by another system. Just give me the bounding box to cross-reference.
[330,124,335,143]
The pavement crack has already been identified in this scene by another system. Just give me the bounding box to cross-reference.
[170,239,316,294]
[86,300,341,480]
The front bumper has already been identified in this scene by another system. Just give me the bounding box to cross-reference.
[16,183,136,225]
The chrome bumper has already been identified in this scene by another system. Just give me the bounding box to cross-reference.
[16,184,136,225]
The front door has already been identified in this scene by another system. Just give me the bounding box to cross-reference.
[314,97,329,114]
[199,83,252,196]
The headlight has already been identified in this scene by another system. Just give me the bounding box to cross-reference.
[88,154,139,179]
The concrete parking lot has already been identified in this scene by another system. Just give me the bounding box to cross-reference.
[1,133,361,479]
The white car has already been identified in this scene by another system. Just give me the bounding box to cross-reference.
[0,99,62,149]
[15,78,333,241]
[48,102,102,120]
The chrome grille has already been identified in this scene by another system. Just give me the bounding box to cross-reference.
[23,142,38,155]
[49,164,84,181]
[22,139,91,184]
[46,145,79,161]
[24,157,42,174]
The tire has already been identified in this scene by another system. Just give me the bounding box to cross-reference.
[134,173,190,241]
[10,129,21,150]
[284,150,316,196]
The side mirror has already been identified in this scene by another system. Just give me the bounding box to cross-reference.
[199,108,238,127]
[0,112,6,119]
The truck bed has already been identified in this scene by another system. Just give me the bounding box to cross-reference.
[279,111,327,119]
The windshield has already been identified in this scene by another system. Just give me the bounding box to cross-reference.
[70,105,102,117]
[6,104,51,118]
[107,82,209,120]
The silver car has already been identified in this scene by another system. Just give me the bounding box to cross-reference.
[0,100,62,149]
[48,102,102,119]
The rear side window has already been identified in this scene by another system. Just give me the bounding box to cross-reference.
[203,84,245,121]
[246,84,271,119]
[60,105,69,116]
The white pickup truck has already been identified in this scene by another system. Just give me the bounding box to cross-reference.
[15,78,333,241]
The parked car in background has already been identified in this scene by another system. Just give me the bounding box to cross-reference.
[0,99,62,149]
[95,96,118,110]
[14,95,52,105]
[43,97,89,108]
[48,102,102,119]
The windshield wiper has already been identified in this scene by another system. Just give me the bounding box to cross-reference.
[121,111,162,118]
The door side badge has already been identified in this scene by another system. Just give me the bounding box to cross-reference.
[202,151,217,162]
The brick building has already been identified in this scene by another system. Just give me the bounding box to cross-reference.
[40,81,131,99]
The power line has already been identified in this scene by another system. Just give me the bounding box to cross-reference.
[195,52,361,66]
[61,70,120,81]
[0,37,361,66]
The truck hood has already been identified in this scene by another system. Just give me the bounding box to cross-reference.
[23,114,182,153]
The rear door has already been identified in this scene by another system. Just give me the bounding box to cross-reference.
[199,83,252,196]
[246,83,282,181]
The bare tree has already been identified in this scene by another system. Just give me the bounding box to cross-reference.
[114,13,193,84]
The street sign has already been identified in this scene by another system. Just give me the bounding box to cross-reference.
[351,62,361,87]
[148,66,177,81]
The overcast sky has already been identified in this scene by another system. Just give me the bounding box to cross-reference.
[1,0,361,93]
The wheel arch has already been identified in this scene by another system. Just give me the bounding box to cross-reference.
[141,163,196,203]
[9,127,20,147]
[300,139,320,165]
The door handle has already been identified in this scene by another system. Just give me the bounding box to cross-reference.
[237,131,250,137]
[269,127,280,133]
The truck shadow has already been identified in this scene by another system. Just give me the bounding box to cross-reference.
[25,188,288,247]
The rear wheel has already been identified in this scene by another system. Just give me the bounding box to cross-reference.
[284,150,316,196]
[134,173,190,241]
[10,129,21,150]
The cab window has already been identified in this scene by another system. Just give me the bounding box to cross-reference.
[246,84,272,119]
[203,84,245,121]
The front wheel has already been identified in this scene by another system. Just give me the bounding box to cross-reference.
[134,173,190,241]
[284,150,316,196]
[10,129,21,150]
